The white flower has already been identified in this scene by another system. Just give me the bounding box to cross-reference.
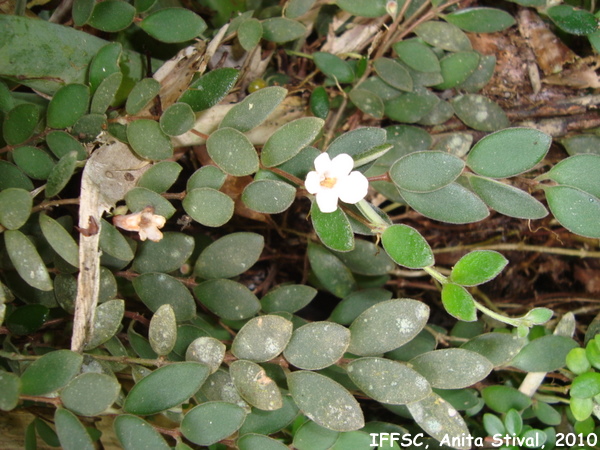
[305,153,369,213]
[113,206,167,242]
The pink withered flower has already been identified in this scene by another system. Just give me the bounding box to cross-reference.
[112,206,166,242]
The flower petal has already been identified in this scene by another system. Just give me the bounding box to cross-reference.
[313,152,332,173]
[329,153,354,178]
[305,171,323,194]
[315,190,339,213]
[336,171,369,204]
[139,226,164,242]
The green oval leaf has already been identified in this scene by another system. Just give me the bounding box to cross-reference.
[393,39,441,73]
[181,402,247,446]
[261,117,324,167]
[457,54,497,93]
[327,127,386,159]
[566,348,591,375]
[194,279,261,320]
[4,103,39,146]
[13,146,55,180]
[284,321,350,370]
[133,273,196,321]
[545,185,600,238]
[85,299,125,350]
[335,0,386,18]
[127,119,173,161]
[418,100,455,126]
[114,415,170,450]
[482,385,532,413]
[60,373,120,416]
[445,7,517,33]
[99,219,134,262]
[414,21,472,52]
[0,188,32,230]
[132,232,195,273]
[435,51,480,90]
[237,392,298,435]
[238,433,289,450]
[195,232,264,280]
[46,151,78,198]
[187,165,226,191]
[441,283,477,322]
[348,299,430,356]
[91,71,122,114]
[88,0,135,32]
[510,335,578,372]
[450,250,508,286]
[232,315,293,362]
[332,239,394,276]
[20,350,83,395]
[452,94,509,131]
[467,127,551,178]
[0,160,34,191]
[547,5,598,36]
[407,392,470,449]
[137,161,182,193]
[307,242,356,298]
[88,42,122,91]
[47,84,90,129]
[293,420,339,450]
[242,179,297,214]
[311,202,354,253]
[0,371,21,411]
[72,113,107,142]
[207,127,259,176]
[561,134,600,156]
[220,86,287,132]
[126,78,160,115]
[5,229,53,291]
[329,288,392,325]
[470,175,548,219]
[313,52,355,84]
[347,357,431,404]
[410,348,493,389]
[55,408,94,450]
[348,88,384,119]
[546,154,600,198]
[373,58,413,92]
[461,332,526,367]
[179,68,240,112]
[261,17,306,43]
[5,304,49,335]
[400,182,489,224]
[140,8,207,43]
[186,336,226,373]
[45,130,87,160]
[183,187,235,227]
[287,371,364,431]
[124,362,210,415]
[238,18,263,51]
[381,224,434,269]
[159,102,195,136]
[261,285,317,314]
[390,151,464,193]
[310,86,330,119]
[571,372,600,398]
[149,304,177,356]
[230,360,283,410]
[384,90,439,123]
[72,0,95,26]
